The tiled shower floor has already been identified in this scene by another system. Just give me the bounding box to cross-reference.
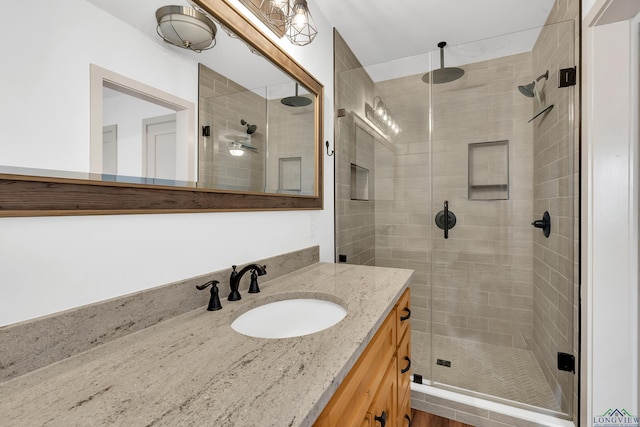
[412,331,562,412]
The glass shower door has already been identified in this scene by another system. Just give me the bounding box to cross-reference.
[428,21,576,416]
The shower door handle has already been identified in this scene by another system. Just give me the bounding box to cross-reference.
[435,200,457,239]
[444,200,449,239]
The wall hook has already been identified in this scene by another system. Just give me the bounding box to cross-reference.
[326,140,334,156]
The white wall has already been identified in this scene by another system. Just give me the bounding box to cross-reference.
[0,0,335,326]
[582,0,640,423]
[103,93,176,177]
[0,0,197,172]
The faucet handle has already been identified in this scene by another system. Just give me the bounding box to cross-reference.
[248,270,260,294]
[196,280,222,311]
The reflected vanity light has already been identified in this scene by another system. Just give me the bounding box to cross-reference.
[365,96,400,136]
[156,5,217,52]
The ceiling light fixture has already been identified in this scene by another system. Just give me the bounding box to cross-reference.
[284,0,318,46]
[229,142,246,157]
[156,5,217,52]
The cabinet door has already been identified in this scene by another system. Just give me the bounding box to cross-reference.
[396,288,411,344]
[368,357,398,427]
[314,312,396,427]
[397,329,411,404]
[398,386,411,427]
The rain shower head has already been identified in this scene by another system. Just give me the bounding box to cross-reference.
[241,119,257,135]
[281,83,312,107]
[421,41,465,84]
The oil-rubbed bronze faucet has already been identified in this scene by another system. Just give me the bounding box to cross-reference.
[196,280,222,311]
[228,264,267,301]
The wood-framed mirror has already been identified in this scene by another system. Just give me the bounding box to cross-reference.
[0,0,323,216]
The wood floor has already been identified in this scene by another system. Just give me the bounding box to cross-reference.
[411,408,473,427]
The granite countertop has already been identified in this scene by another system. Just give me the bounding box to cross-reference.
[0,262,413,426]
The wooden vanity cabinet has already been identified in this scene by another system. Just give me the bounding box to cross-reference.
[314,288,411,427]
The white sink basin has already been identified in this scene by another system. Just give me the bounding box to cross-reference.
[231,298,347,339]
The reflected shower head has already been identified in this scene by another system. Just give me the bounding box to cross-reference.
[281,83,312,107]
[421,41,465,84]
[241,119,257,134]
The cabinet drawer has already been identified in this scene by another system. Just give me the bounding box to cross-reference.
[396,288,411,345]
[314,310,396,427]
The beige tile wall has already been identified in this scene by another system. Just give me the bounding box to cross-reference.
[423,52,536,350]
[335,31,377,266]
[265,97,316,194]
[531,0,580,416]
[198,64,266,192]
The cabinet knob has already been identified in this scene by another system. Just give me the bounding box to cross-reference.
[401,356,411,374]
[374,411,387,427]
[400,307,411,321]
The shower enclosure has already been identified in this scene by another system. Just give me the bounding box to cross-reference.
[334,19,577,419]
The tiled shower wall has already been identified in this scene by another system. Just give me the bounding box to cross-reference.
[531,0,580,415]
[423,52,537,350]
[334,31,377,266]
[265,97,315,195]
[199,64,266,191]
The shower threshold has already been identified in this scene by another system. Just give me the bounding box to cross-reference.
[411,381,575,427]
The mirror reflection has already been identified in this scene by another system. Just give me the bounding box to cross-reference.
[0,0,317,196]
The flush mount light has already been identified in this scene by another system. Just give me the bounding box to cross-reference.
[285,0,318,46]
[229,142,246,157]
[156,5,217,52]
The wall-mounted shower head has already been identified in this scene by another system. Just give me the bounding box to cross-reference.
[281,83,312,107]
[422,41,465,84]
[517,70,549,98]
[241,119,257,135]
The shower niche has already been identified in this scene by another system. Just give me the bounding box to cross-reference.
[350,163,370,201]
[468,140,509,200]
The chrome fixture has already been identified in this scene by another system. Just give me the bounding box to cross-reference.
[196,280,222,311]
[281,83,312,107]
[155,5,217,52]
[365,96,400,136]
[517,70,555,123]
[422,41,465,84]
[241,119,257,135]
[228,264,267,301]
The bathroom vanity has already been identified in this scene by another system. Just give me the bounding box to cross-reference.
[0,262,412,426]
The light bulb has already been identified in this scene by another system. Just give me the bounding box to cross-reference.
[229,142,245,157]
[291,5,308,31]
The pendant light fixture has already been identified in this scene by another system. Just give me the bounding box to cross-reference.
[284,0,318,46]
[155,5,217,52]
